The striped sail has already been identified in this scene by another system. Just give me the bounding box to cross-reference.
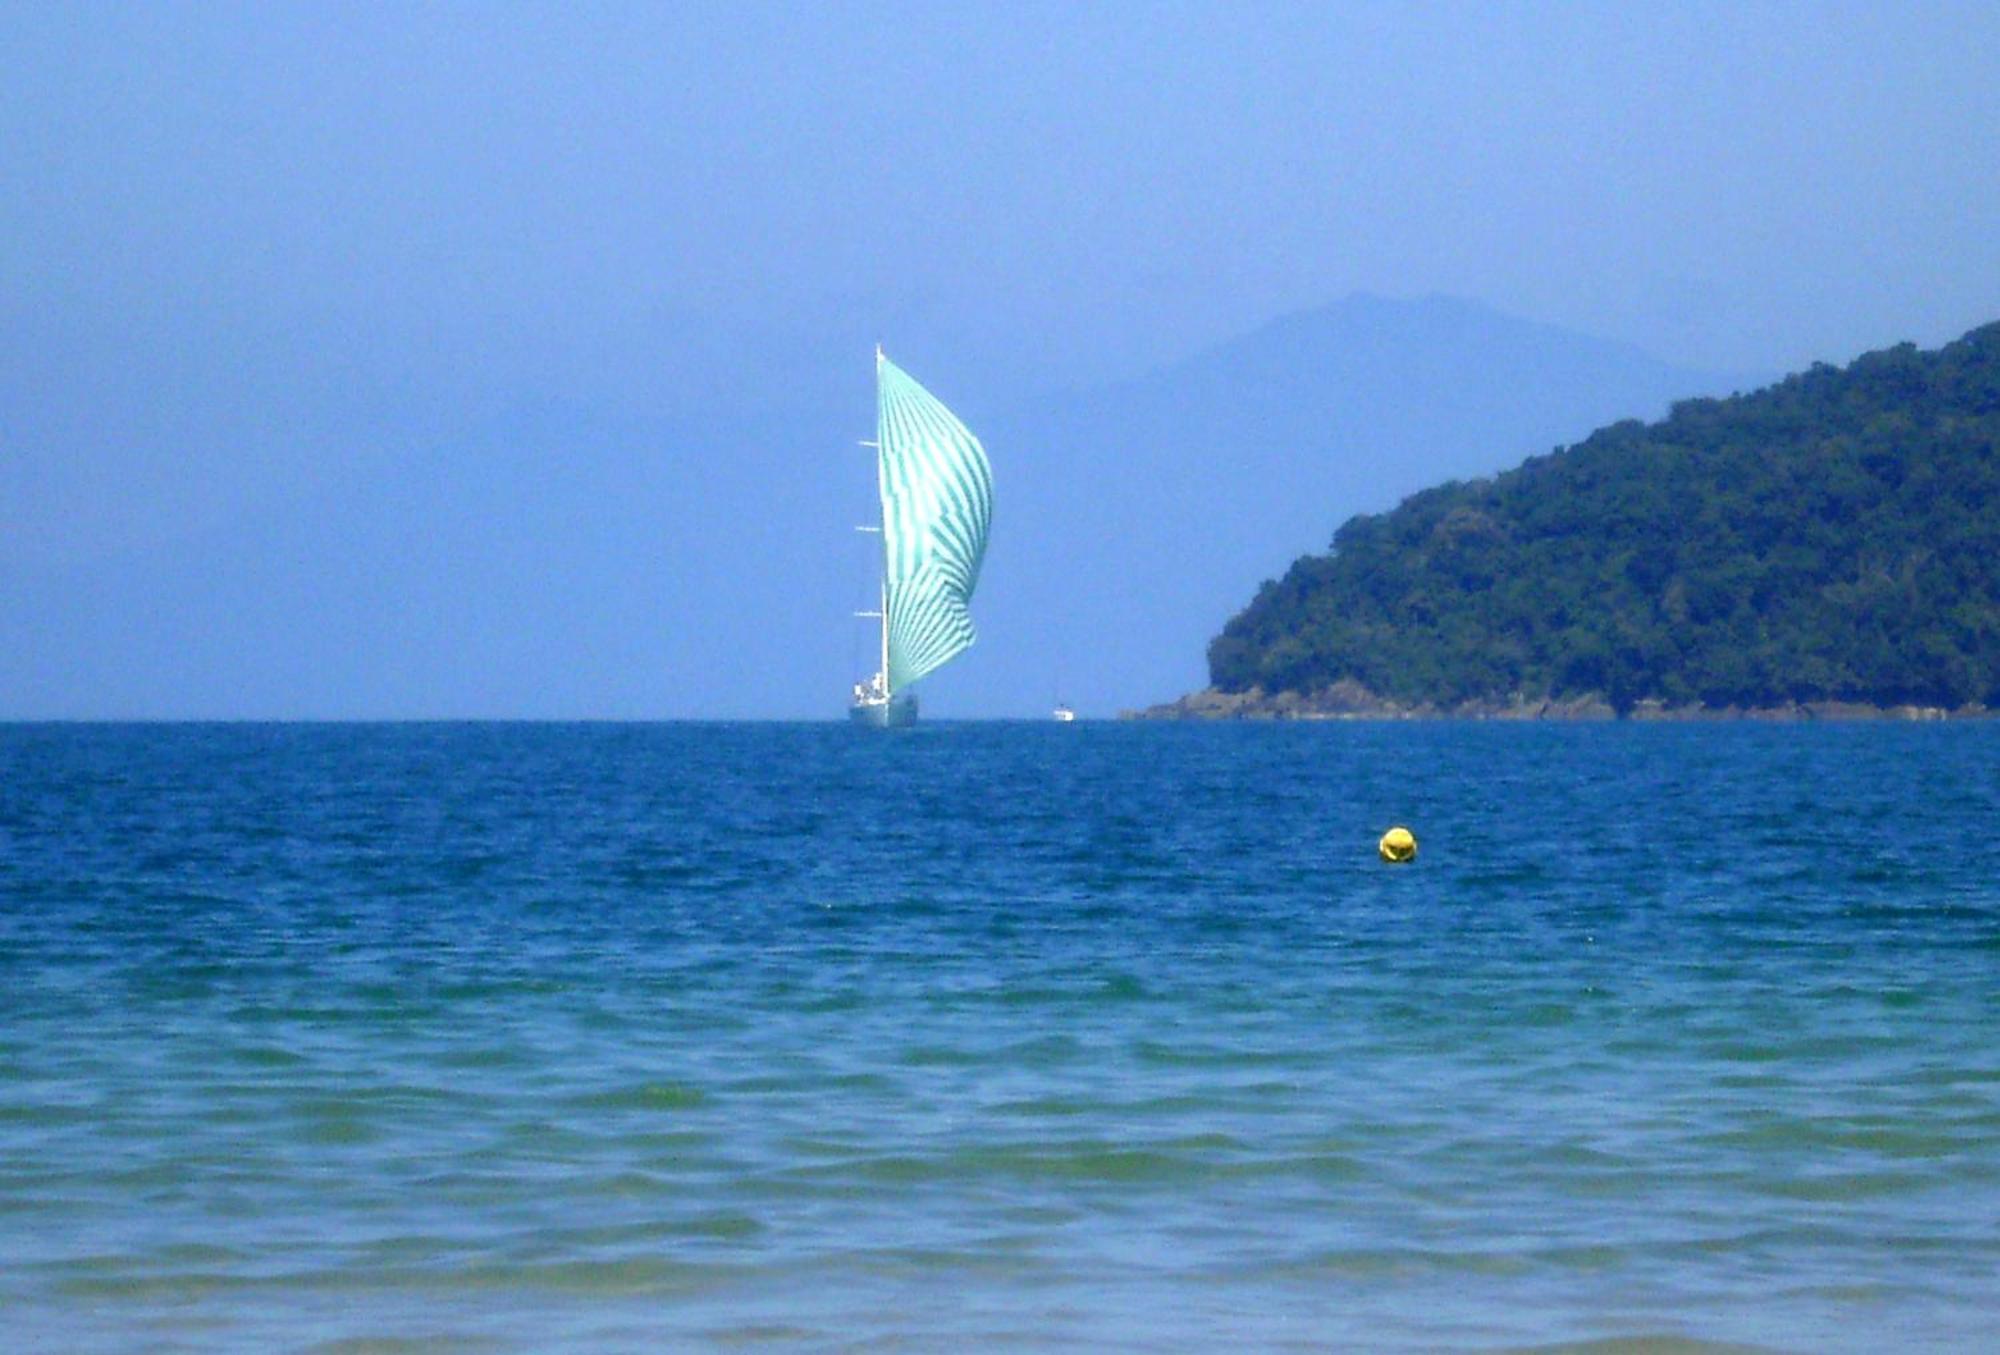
[876,354,993,691]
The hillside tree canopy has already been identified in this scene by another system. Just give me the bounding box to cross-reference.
[1208,322,2000,712]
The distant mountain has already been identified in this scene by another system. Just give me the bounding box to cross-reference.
[964,294,1757,716]
[0,295,1757,719]
[1193,321,2000,716]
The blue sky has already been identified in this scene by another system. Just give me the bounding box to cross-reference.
[4,2,1998,715]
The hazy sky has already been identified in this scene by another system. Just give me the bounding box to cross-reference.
[4,2,1998,714]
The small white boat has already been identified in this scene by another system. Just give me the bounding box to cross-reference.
[1052,704,1076,723]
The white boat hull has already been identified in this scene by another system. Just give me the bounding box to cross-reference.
[849,691,918,727]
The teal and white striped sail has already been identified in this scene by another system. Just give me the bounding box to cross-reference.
[876,353,993,691]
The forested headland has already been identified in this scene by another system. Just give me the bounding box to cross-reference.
[1162,320,2000,718]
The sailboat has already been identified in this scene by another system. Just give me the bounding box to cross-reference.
[850,348,994,726]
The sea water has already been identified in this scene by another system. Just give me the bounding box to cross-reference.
[1,722,1996,1352]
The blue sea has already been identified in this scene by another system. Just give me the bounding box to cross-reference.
[2,722,1997,1352]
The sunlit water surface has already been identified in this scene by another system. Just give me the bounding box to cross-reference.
[2,722,1996,1351]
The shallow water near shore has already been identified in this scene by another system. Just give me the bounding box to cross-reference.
[2,721,1997,1351]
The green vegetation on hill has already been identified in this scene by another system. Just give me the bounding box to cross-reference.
[1207,322,2000,712]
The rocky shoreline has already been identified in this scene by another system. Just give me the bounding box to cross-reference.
[1122,680,1988,723]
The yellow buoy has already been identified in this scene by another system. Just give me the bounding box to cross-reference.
[1378,826,1417,864]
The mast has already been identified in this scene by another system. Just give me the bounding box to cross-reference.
[874,344,890,697]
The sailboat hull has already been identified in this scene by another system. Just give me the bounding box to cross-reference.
[849,691,918,727]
